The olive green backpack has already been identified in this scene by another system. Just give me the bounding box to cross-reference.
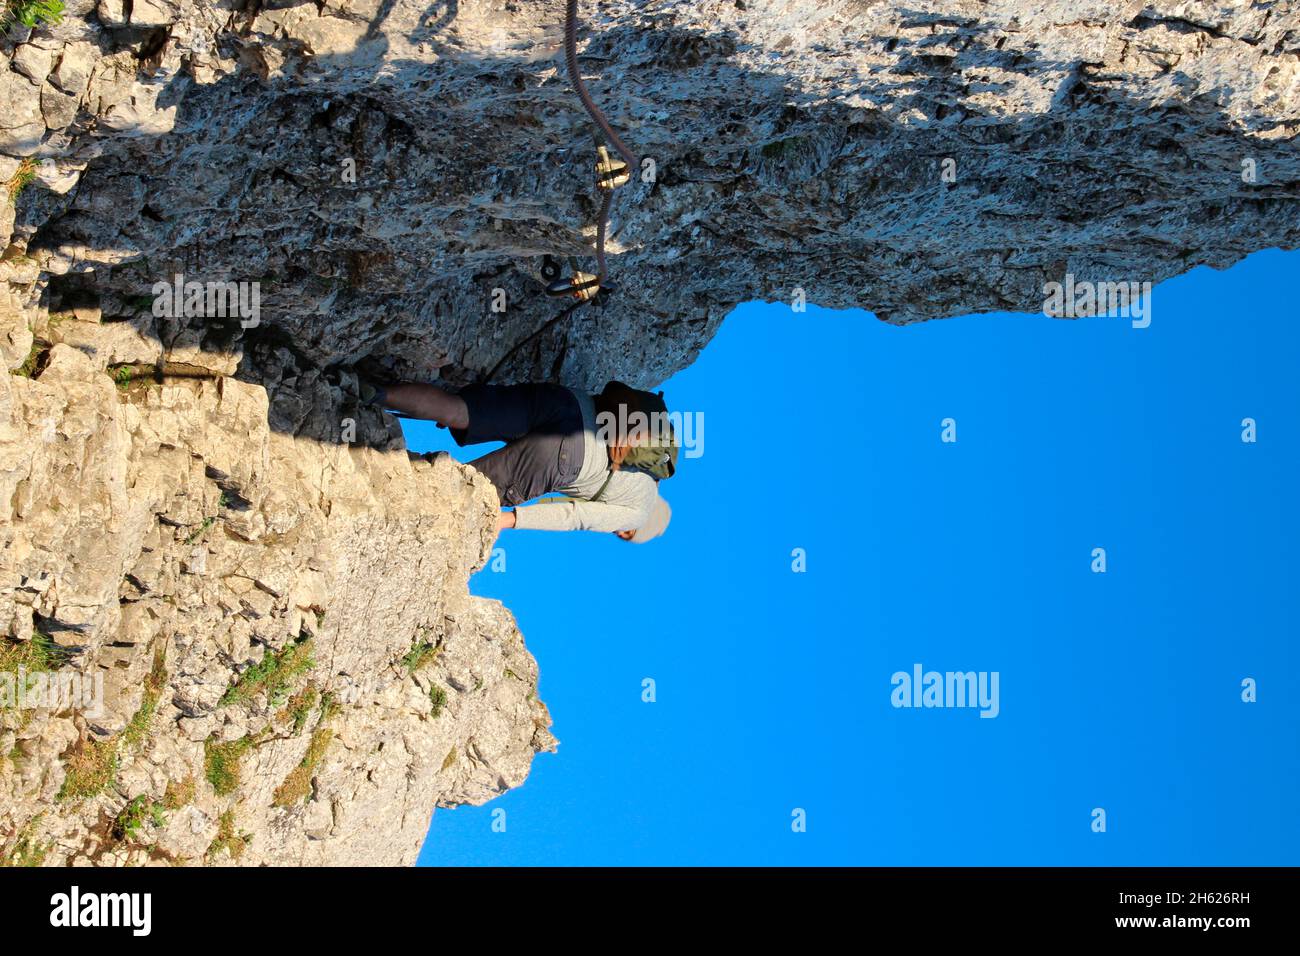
[594,381,678,483]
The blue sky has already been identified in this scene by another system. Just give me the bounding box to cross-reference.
[405,248,1298,866]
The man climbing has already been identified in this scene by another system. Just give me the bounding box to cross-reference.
[365,379,674,543]
[345,7,672,545]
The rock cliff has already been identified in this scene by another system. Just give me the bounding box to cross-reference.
[2,0,1297,864]
[1,333,556,865]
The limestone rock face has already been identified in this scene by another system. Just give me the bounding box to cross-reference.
[1,1,1297,864]
[0,318,555,866]
[3,0,1297,388]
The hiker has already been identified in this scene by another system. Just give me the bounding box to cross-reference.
[365,379,674,543]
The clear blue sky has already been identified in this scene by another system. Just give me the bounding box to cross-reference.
[405,248,1298,866]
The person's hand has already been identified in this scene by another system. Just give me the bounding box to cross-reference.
[497,510,517,531]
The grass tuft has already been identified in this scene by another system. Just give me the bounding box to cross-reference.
[318,690,342,722]
[110,795,165,843]
[1,633,75,698]
[183,515,216,545]
[206,809,250,861]
[220,637,315,707]
[272,727,333,807]
[57,736,119,802]
[429,685,447,718]
[203,735,255,796]
[162,775,195,810]
[281,684,319,735]
[4,156,39,203]
[1,815,49,867]
[11,339,48,378]
[401,637,439,674]
[122,647,167,747]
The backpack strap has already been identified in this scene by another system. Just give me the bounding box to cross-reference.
[590,469,614,503]
[534,468,615,506]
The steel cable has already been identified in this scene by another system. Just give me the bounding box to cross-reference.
[564,0,635,285]
[564,0,639,170]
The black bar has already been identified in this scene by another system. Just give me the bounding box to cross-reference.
[0,866,1285,940]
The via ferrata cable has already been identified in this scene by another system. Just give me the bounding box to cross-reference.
[563,0,636,286]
